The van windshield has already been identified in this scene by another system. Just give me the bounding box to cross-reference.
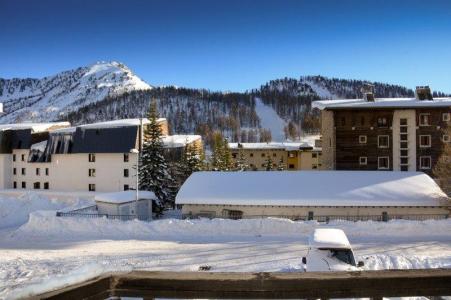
[330,249,356,266]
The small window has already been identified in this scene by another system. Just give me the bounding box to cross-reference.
[88,169,96,177]
[443,135,450,143]
[13,168,16,175]
[249,153,254,157]
[400,157,408,165]
[21,168,26,175]
[288,164,295,169]
[89,153,96,162]
[22,181,26,189]
[419,114,430,126]
[400,118,408,126]
[36,168,40,176]
[13,181,17,189]
[33,182,40,189]
[400,149,408,157]
[377,117,388,127]
[124,184,129,191]
[400,141,408,149]
[261,153,265,157]
[420,156,431,169]
[44,182,49,190]
[378,157,389,170]
[312,153,317,158]
[359,135,367,144]
[124,169,129,178]
[232,153,237,158]
[13,154,16,162]
[400,134,408,141]
[312,165,318,169]
[359,157,367,165]
[419,135,431,148]
[400,126,408,133]
[45,168,49,176]
[89,184,96,191]
[21,154,25,161]
[400,165,408,171]
[442,113,450,122]
[378,135,389,148]
[124,153,129,162]
[273,153,277,157]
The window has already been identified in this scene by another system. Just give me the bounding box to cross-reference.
[13,168,16,175]
[443,135,450,143]
[261,153,265,157]
[288,152,296,158]
[21,168,26,175]
[400,165,408,171]
[21,154,25,161]
[359,135,367,144]
[419,135,431,147]
[232,153,237,158]
[443,113,450,122]
[400,118,408,126]
[124,184,129,191]
[377,117,388,127]
[45,168,49,176]
[272,153,277,157]
[124,169,129,178]
[359,157,367,165]
[124,153,129,162]
[88,169,96,177]
[13,154,16,162]
[400,126,408,133]
[13,182,17,189]
[378,135,389,148]
[249,153,254,157]
[89,184,96,191]
[400,149,408,157]
[33,182,40,189]
[44,182,49,190]
[312,153,317,158]
[420,156,431,169]
[36,168,40,176]
[400,157,408,165]
[88,153,96,162]
[22,182,26,189]
[288,164,295,169]
[378,157,389,169]
[419,114,430,126]
[400,142,408,149]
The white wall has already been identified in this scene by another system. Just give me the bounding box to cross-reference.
[0,154,12,189]
[392,110,417,171]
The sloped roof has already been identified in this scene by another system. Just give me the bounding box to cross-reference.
[71,126,138,153]
[176,171,449,207]
[312,97,451,110]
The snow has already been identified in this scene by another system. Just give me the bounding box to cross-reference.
[176,171,448,206]
[0,122,70,133]
[312,97,451,110]
[302,79,337,99]
[51,118,167,134]
[310,228,351,249]
[229,141,314,150]
[30,140,47,153]
[95,190,156,204]
[162,135,201,148]
[254,97,287,142]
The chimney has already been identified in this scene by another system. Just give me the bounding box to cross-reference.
[361,83,375,102]
[415,86,433,101]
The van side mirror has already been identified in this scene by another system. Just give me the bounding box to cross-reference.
[357,261,364,267]
[302,257,307,264]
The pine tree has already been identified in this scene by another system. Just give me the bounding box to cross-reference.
[139,100,173,213]
[235,150,249,171]
[264,156,274,171]
[211,132,233,171]
[178,142,204,180]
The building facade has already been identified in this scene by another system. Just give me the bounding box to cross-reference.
[229,142,322,170]
[313,87,451,176]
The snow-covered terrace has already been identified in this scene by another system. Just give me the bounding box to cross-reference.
[176,171,449,207]
[51,118,166,133]
[0,122,70,133]
[312,97,451,110]
[229,141,315,151]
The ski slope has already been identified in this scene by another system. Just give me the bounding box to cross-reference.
[254,97,287,141]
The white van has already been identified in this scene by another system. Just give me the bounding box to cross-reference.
[302,228,364,272]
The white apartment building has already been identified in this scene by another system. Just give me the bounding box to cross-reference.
[1,118,198,193]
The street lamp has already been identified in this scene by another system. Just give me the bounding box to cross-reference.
[130,148,139,219]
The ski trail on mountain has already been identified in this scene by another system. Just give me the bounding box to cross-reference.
[254,97,287,142]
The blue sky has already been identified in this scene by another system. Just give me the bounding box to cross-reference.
[1,0,450,93]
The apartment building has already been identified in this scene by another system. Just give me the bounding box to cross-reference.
[0,118,200,193]
[312,86,451,176]
[228,141,322,170]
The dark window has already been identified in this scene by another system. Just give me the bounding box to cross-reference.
[13,168,16,175]
[378,135,389,148]
[44,182,49,190]
[232,153,237,158]
[377,117,388,127]
[22,182,26,188]
[89,153,95,162]
[419,114,430,126]
[400,141,408,149]
[123,153,129,162]
[330,249,356,266]
[312,153,317,158]
[13,154,16,162]
[33,182,40,189]
[36,168,40,176]
[273,153,277,157]
[250,153,254,157]
[88,169,96,177]
[21,154,25,161]
[21,168,26,175]
[419,135,431,147]
[261,153,265,157]
[400,134,408,141]
[124,184,129,191]
[124,169,129,177]
[400,157,408,164]
[400,126,408,133]
[89,184,96,191]
[400,166,408,171]
[289,164,295,169]
[400,150,408,157]
[400,118,408,126]
[45,168,49,176]
[420,156,431,169]
[378,157,389,169]
[13,182,17,189]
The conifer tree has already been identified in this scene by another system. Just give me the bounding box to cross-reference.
[211,132,233,171]
[264,156,274,171]
[235,150,249,171]
[139,100,172,212]
[178,142,204,180]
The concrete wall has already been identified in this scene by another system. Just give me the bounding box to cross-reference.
[320,110,335,170]
[0,154,12,189]
[10,150,138,192]
[181,204,449,219]
[392,110,417,171]
[97,199,153,218]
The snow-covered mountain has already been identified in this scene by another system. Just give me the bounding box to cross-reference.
[0,61,151,123]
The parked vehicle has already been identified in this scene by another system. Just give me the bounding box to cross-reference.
[302,228,364,272]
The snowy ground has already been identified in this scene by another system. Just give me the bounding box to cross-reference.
[0,193,450,299]
[254,97,287,141]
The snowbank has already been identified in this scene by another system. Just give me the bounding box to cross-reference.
[0,192,93,229]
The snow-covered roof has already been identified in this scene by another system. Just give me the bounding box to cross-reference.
[52,118,166,133]
[229,142,315,151]
[95,190,156,204]
[0,122,70,133]
[30,140,47,153]
[312,97,451,110]
[176,171,449,207]
[310,228,351,249]
[162,135,202,148]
